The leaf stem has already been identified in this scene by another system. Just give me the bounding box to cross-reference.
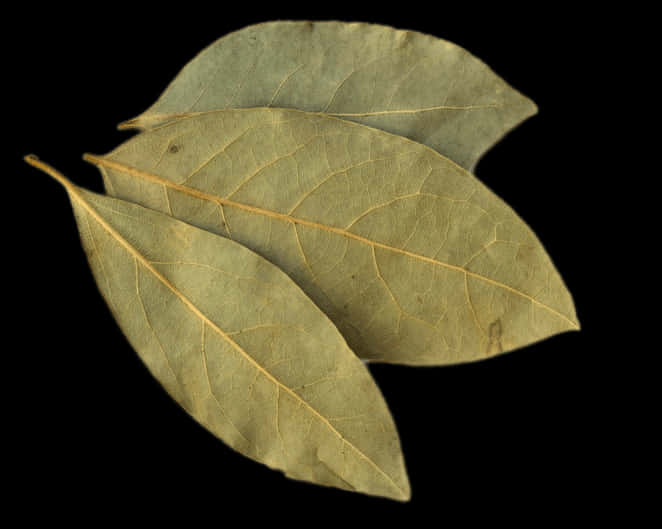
[23,155,76,193]
[117,117,139,130]
[82,153,102,166]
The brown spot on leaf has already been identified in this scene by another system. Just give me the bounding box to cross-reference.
[397,31,413,48]
[486,319,503,356]
[168,144,180,154]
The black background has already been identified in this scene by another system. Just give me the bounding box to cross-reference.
[14,4,602,523]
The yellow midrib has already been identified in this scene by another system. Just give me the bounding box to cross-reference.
[69,182,408,499]
[86,155,578,329]
[328,103,502,117]
[121,103,503,129]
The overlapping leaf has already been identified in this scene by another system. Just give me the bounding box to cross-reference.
[25,22,579,501]
[119,21,537,170]
[87,108,579,366]
[26,156,410,501]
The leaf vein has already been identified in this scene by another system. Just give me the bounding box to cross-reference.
[72,187,406,497]
[86,156,578,329]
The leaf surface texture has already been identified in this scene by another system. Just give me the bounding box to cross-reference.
[120,21,537,170]
[91,108,579,366]
[28,157,410,501]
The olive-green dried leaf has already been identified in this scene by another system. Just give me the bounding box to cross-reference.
[25,155,410,501]
[119,21,537,171]
[89,108,579,366]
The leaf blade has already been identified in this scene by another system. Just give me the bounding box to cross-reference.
[120,21,537,170]
[27,156,410,501]
[91,108,579,366]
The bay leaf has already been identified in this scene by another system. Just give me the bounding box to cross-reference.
[88,108,579,366]
[119,21,537,171]
[24,154,411,501]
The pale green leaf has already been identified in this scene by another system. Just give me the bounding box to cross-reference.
[25,155,410,501]
[89,108,579,366]
[119,21,537,170]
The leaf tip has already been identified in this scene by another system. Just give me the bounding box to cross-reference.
[564,298,581,332]
[387,474,411,502]
[398,487,412,503]
[529,98,539,117]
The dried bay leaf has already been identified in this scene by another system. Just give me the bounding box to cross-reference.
[119,21,537,171]
[25,155,410,501]
[87,108,579,366]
